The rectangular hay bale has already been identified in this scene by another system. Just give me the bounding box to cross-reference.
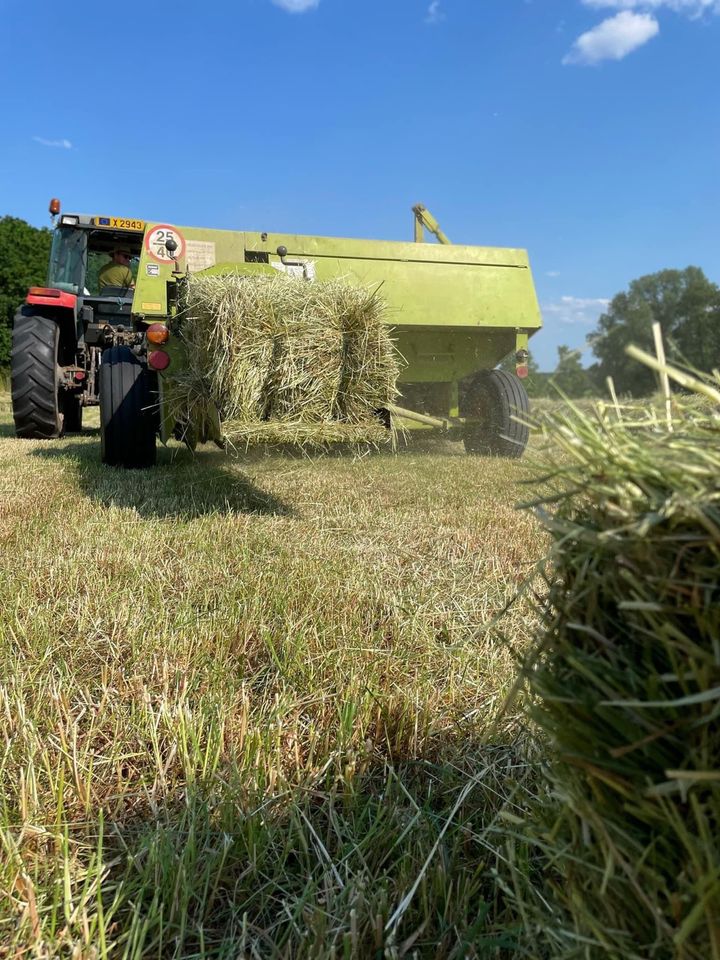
[168,274,400,447]
[513,387,720,959]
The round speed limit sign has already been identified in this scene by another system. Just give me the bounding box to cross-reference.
[145,224,185,263]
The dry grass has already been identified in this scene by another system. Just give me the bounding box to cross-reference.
[0,401,547,958]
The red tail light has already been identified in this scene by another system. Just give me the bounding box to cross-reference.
[516,365,529,379]
[28,287,62,298]
[148,350,170,371]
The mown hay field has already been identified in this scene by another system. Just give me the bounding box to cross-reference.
[0,393,547,959]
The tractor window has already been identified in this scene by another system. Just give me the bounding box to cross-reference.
[48,227,87,294]
[86,240,140,295]
[86,251,108,295]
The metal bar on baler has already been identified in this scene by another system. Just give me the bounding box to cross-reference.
[386,403,453,431]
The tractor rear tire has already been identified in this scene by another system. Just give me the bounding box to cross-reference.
[11,314,64,439]
[99,346,157,468]
[462,369,530,458]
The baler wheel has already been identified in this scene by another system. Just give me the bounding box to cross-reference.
[11,314,63,439]
[462,369,530,458]
[99,346,157,468]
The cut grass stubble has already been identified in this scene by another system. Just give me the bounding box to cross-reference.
[0,409,544,958]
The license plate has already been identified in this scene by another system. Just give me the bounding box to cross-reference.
[95,216,145,231]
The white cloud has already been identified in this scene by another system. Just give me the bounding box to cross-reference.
[546,270,561,278]
[582,0,720,17]
[33,136,73,149]
[542,296,610,325]
[563,11,659,64]
[425,1,444,24]
[271,0,319,12]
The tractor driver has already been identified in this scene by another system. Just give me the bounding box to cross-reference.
[98,246,135,292]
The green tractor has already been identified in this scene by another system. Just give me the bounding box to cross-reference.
[11,200,542,467]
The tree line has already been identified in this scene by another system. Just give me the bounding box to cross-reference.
[506,266,720,397]
[1,215,718,391]
[0,216,52,366]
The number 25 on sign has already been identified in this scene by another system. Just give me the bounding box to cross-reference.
[145,225,185,263]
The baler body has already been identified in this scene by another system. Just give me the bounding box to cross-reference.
[133,224,541,428]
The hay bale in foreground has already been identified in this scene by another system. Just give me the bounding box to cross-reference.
[169,274,399,448]
[515,386,720,959]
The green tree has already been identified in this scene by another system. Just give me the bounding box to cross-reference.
[553,345,593,397]
[588,267,720,395]
[0,216,53,366]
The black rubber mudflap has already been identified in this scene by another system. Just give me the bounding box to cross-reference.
[11,314,62,439]
[62,393,83,433]
[99,346,157,468]
[462,369,530,458]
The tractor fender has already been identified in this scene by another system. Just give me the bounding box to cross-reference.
[17,289,79,365]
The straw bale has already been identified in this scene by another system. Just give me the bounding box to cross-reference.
[169,274,399,448]
[514,386,720,959]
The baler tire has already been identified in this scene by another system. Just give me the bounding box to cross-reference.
[62,394,83,433]
[462,369,530,458]
[99,346,157,468]
[11,314,63,439]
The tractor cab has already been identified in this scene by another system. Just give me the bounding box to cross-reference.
[45,209,147,350]
[48,216,142,302]
[48,214,144,356]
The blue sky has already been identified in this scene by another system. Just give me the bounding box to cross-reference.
[1,0,718,369]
